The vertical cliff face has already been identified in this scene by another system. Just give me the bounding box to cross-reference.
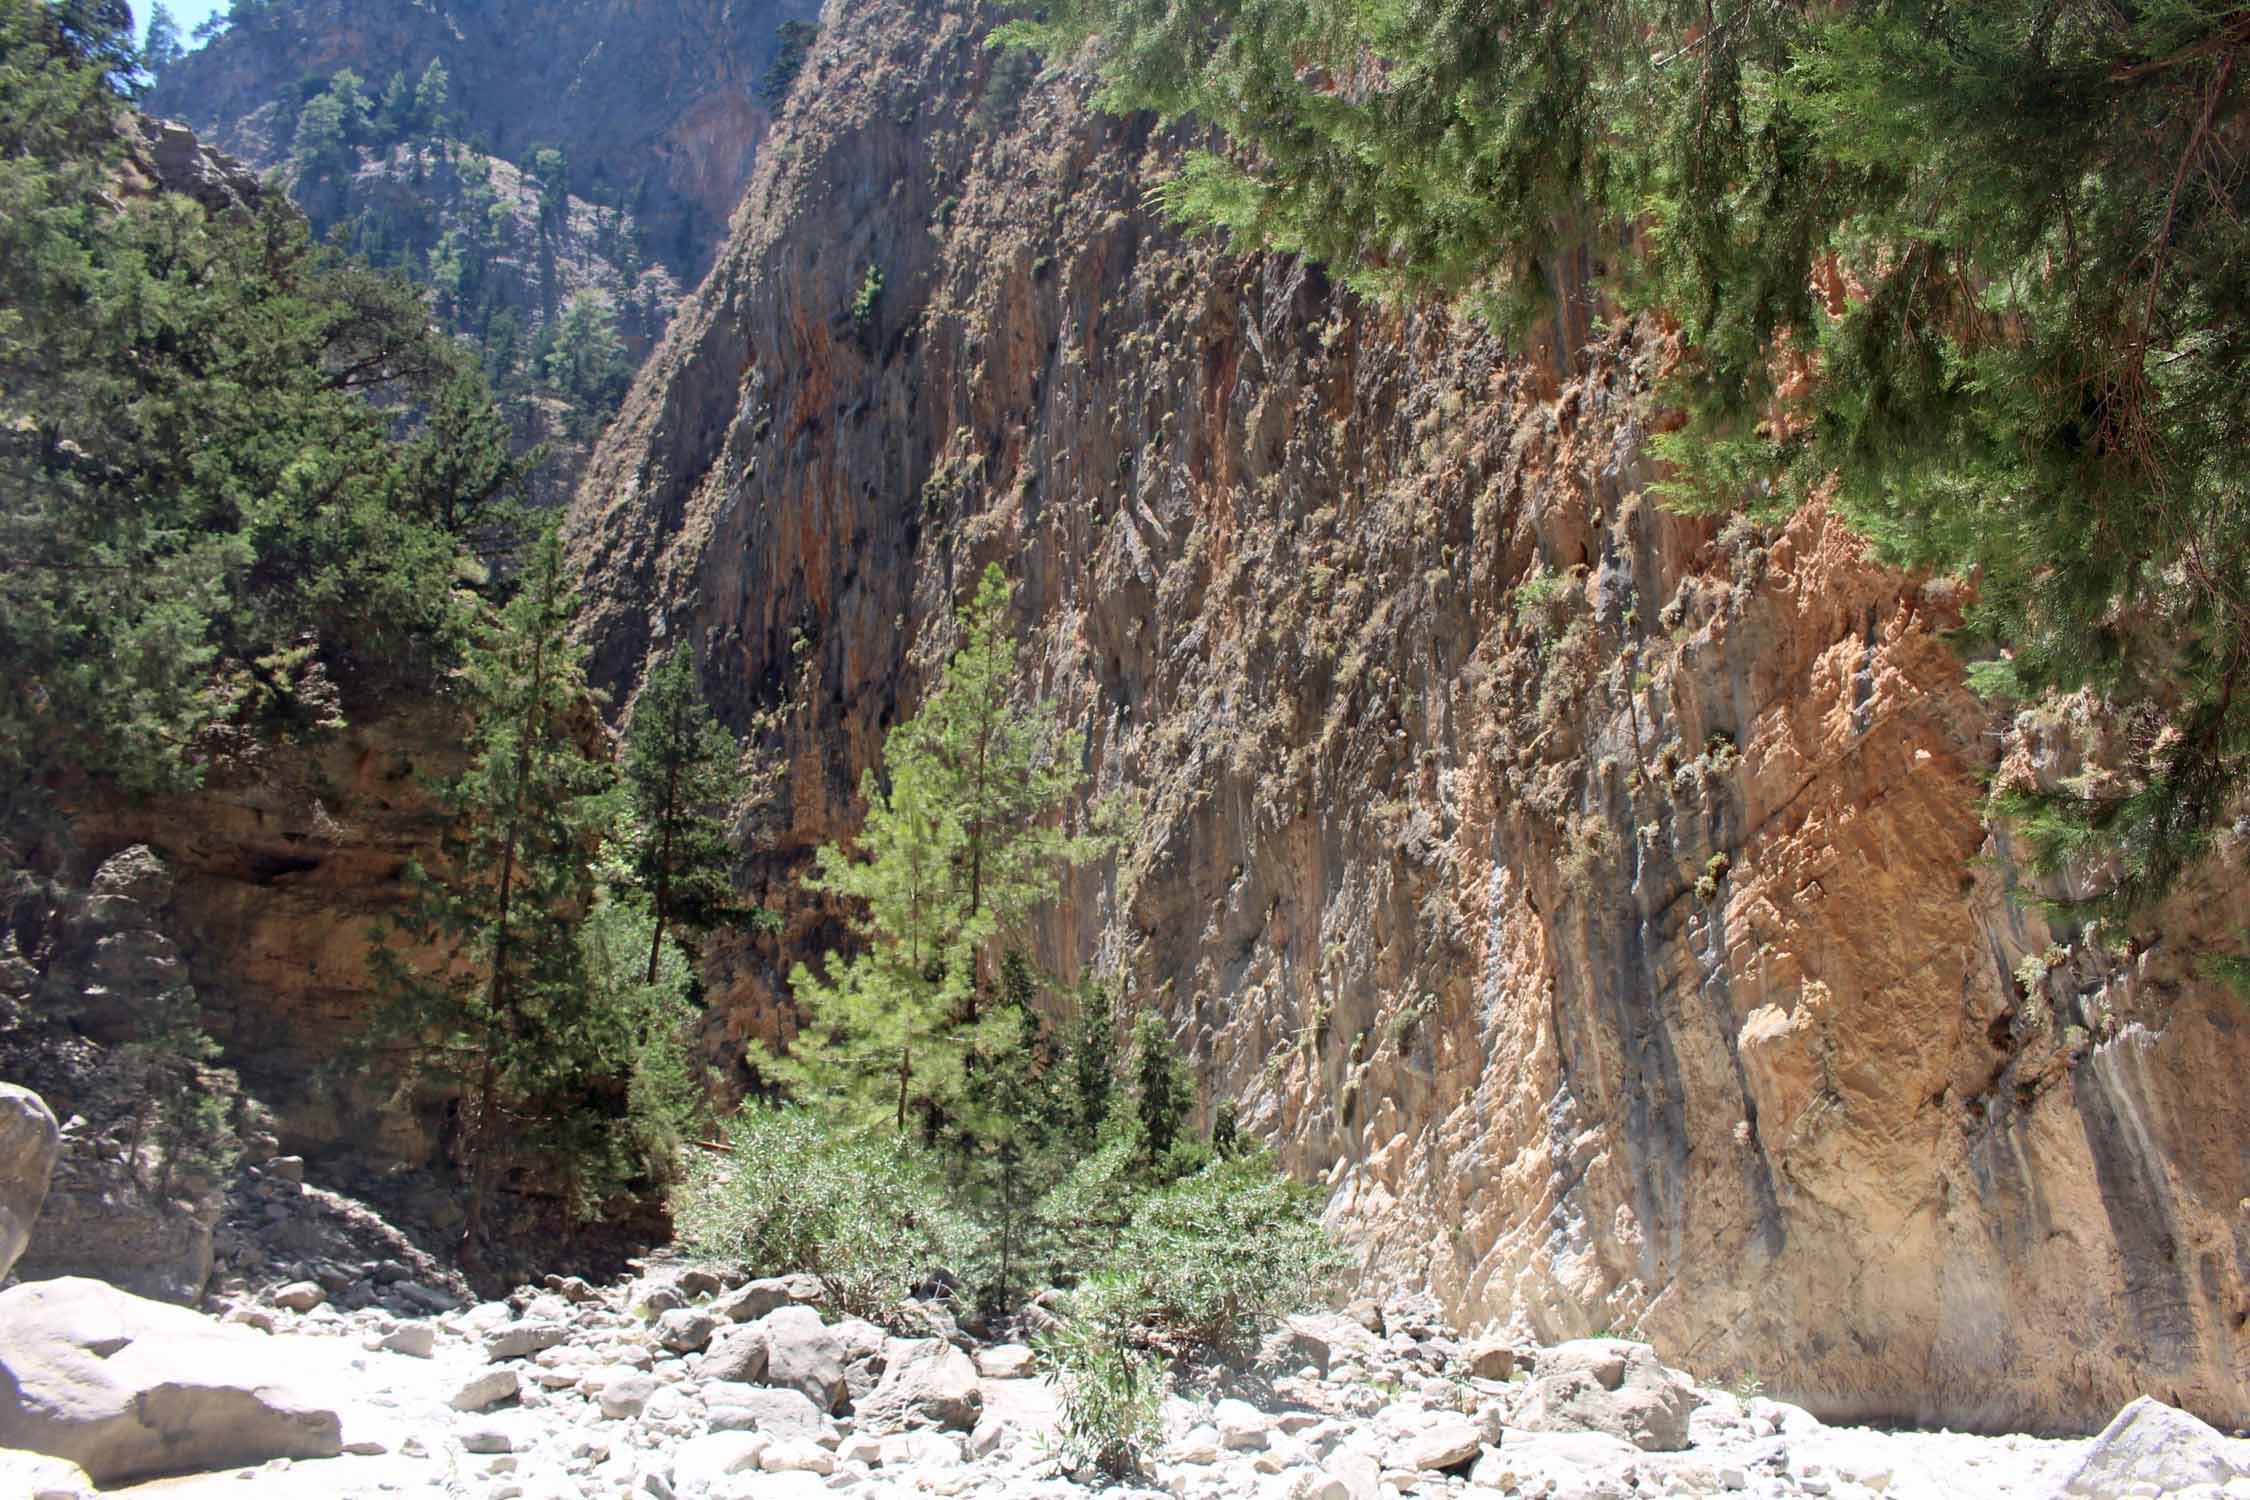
[568,0,2250,1432]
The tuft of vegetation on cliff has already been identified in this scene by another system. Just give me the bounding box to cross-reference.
[1005,0,2250,914]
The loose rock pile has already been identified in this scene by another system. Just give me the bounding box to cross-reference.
[2,1257,2244,1500]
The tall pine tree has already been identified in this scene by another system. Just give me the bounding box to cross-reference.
[623,644,742,984]
[780,562,1106,1135]
[368,525,624,1253]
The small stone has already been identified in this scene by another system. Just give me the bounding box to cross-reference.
[973,1343,1036,1379]
[485,1321,571,1362]
[1469,1451,1515,1489]
[876,1432,961,1468]
[965,1414,1008,1459]
[264,1156,306,1184]
[597,1369,660,1419]
[391,1280,461,1315]
[450,1367,522,1413]
[380,1322,436,1358]
[270,1280,326,1313]
[1172,1425,1222,1464]
[457,1412,541,1455]
[657,1307,720,1353]
[673,1431,768,1495]
[760,1438,835,1475]
[1394,1414,1483,1473]
[1464,1337,1516,1381]
[702,1386,829,1442]
[1216,1399,1271,1451]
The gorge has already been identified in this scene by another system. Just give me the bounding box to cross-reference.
[5,0,2250,1484]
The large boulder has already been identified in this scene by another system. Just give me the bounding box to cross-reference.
[1514,1339,1702,1452]
[0,1277,342,1484]
[853,1336,983,1433]
[1266,1311,1385,1374]
[2056,1396,2245,1497]
[0,1085,60,1279]
[755,1304,847,1411]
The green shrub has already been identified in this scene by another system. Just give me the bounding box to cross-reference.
[1042,1314,1168,1477]
[1081,1150,1344,1358]
[672,1106,970,1321]
[1041,1149,1341,1472]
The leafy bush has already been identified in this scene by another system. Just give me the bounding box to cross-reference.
[1041,1150,1343,1474]
[672,1106,970,1321]
[1080,1150,1343,1358]
[1042,1312,1168,1477]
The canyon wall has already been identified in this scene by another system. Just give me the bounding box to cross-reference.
[567,0,2250,1433]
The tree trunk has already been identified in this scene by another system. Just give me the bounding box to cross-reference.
[646,755,677,985]
[896,1043,911,1135]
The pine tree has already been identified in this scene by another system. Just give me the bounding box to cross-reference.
[140,3,183,78]
[288,87,351,188]
[376,69,413,144]
[49,0,137,93]
[1130,1012,1192,1172]
[782,562,1106,1135]
[413,58,450,140]
[1064,979,1117,1149]
[623,645,743,984]
[542,292,629,436]
[367,525,625,1254]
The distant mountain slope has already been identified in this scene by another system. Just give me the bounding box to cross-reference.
[146,0,820,498]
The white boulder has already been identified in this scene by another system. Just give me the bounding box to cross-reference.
[0,1277,342,1484]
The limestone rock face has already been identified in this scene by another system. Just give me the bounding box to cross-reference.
[0,1277,343,1484]
[9,847,223,1304]
[124,117,263,218]
[567,0,2250,1435]
[148,0,817,287]
[0,1084,59,1280]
